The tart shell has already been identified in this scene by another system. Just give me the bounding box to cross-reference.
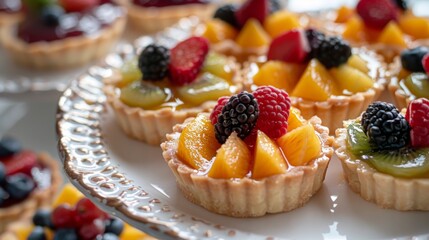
[161,114,334,217]
[0,13,126,69]
[0,12,22,27]
[334,127,429,211]
[0,152,62,232]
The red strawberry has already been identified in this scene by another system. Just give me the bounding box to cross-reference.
[1,150,37,176]
[253,86,291,139]
[235,0,268,28]
[210,96,230,125]
[169,37,209,85]
[405,98,429,148]
[356,0,399,30]
[267,29,310,64]
[60,0,100,12]
[423,53,429,75]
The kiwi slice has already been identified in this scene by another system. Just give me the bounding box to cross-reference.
[118,58,142,88]
[176,73,232,106]
[365,148,429,178]
[346,121,372,156]
[400,73,429,99]
[120,81,167,109]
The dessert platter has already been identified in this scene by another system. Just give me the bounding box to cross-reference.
[55,1,429,236]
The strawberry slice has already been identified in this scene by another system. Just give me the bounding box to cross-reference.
[405,98,429,148]
[1,150,38,176]
[356,0,399,30]
[267,29,310,63]
[60,0,100,12]
[169,37,209,85]
[423,53,429,75]
[235,0,268,28]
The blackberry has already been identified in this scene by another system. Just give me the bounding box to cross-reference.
[305,28,326,59]
[315,36,352,69]
[361,101,410,150]
[138,44,170,81]
[213,4,239,29]
[392,0,407,10]
[215,92,259,144]
[41,5,64,27]
[400,47,429,72]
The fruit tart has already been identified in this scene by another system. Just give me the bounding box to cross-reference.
[1,184,156,239]
[0,0,22,26]
[243,28,387,132]
[335,100,429,210]
[161,86,334,217]
[388,46,429,109]
[104,36,242,145]
[195,0,309,62]
[318,0,429,62]
[0,0,126,69]
[0,137,62,232]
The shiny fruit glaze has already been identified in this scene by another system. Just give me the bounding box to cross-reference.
[133,0,208,7]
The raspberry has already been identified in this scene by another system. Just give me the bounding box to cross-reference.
[169,37,209,86]
[138,44,170,81]
[361,101,410,150]
[405,98,429,148]
[210,96,230,125]
[2,150,37,176]
[356,0,398,30]
[52,204,77,228]
[253,86,291,139]
[423,53,429,75]
[315,36,352,69]
[215,92,259,144]
[305,28,326,59]
[60,0,100,12]
[213,4,239,29]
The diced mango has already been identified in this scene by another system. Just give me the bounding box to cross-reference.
[264,11,301,38]
[335,6,355,23]
[253,61,304,92]
[347,54,369,73]
[287,107,306,132]
[178,114,220,169]
[398,15,429,39]
[52,183,84,208]
[236,19,271,48]
[121,223,154,240]
[208,133,251,179]
[202,19,238,43]
[377,22,407,47]
[342,17,366,42]
[292,59,340,101]
[252,131,287,179]
[277,124,321,166]
[14,224,33,240]
[330,64,374,93]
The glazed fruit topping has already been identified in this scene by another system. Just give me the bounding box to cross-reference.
[60,0,100,12]
[133,0,207,7]
[215,92,259,144]
[253,86,291,139]
[210,96,229,125]
[33,209,54,228]
[356,0,399,30]
[315,36,352,69]
[267,29,310,64]
[0,136,22,157]
[138,44,170,81]
[40,5,64,26]
[423,53,429,75]
[405,98,429,148]
[169,37,209,85]
[235,0,268,28]
[213,4,239,29]
[400,47,429,73]
[52,204,76,228]
[2,150,37,176]
[361,101,410,150]
[305,28,326,59]
[75,197,109,224]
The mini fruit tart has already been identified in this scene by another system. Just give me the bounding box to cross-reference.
[161,86,334,217]
[194,0,309,62]
[335,100,429,210]
[388,46,429,109]
[104,36,242,145]
[0,137,62,232]
[317,0,429,62]
[0,0,126,69]
[0,0,22,26]
[243,28,387,132]
[1,184,155,239]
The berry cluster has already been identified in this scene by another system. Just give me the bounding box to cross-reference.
[138,37,209,85]
[28,198,124,240]
[213,86,291,145]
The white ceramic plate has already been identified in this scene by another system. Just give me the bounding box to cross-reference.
[56,18,429,240]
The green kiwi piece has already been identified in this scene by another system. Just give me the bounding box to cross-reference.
[346,121,372,156]
[120,81,167,109]
[400,73,429,99]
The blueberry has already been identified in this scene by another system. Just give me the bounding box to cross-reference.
[400,47,429,72]
[28,226,47,240]
[53,228,78,240]
[0,162,5,183]
[97,233,119,240]
[0,187,9,206]
[41,5,64,27]
[33,209,54,228]
[105,218,124,236]
[0,136,22,157]
[4,173,35,200]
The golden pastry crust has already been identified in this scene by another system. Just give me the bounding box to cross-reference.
[0,12,126,69]
[242,48,387,132]
[0,152,62,232]
[334,126,429,211]
[161,114,334,217]
[104,57,243,145]
[0,12,22,27]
